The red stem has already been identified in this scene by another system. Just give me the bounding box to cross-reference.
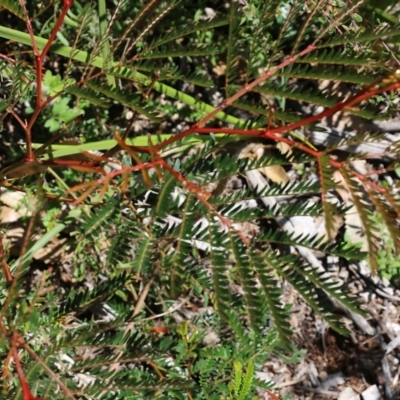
[11,336,43,400]
[0,234,12,282]
[18,0,73,160]
[268,82,400,135]
[152,76,399,155]
[196,45,316,127]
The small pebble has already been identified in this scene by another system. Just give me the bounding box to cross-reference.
[318,371,327,381]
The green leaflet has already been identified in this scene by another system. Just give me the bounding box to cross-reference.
[317,154,339,239]
[341,166,384,272]
[169,194,197,297]
[82,196,118,236]
[0,0,24,19]
[85,80,161,122]
[259,229,366,259]
[208,217,233,323]
[256,84,378,120]
[319,25,400,48]
[147,17,228,48]
[252,251,292,350]
[65,86,109,108]
[278,64,377,85]
[229,231,264,333]
[129,236,158,275]
[277,257,351,334]
[137,45,219,59]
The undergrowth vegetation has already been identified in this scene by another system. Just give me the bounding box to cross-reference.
[0,0,399,398]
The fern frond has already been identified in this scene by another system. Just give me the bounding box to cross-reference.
[278,64,377,85]
[232,100,302,124]
[259,229,366,260]
[210,180,321,207]
[85,80,161,122]
[256,84,378,119]
[0,0,25,19]
[138,45,219,60]
[106,218,142,269]
[207,218,233,323]
[385,186,400,224]
[147,17,228,49]
[365,188,400,254]
[220,199,349,223]
[252,251,292,350]
[320,24,400,47]
[317,154,339,239]
[57,272,131,316]
[229,231,264,332]
[66,86,109,107]
[186,152,294,186]
[153,174,178,218]
[169,195,198,297]
[225,1,241,93]
[290,259,363,315]
[238,360,254,400]
[323,130,390,153]
[82,197,119,236]
[276,255,350,334]
[130,235,158,275]
[298,49,375,66]
[175,71,213,88]
[340,166,381,272]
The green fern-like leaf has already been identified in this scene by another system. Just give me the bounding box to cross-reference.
[66,86,109,107]
[317,154,339,239]
[364,186,400,255]
[130,235,158,275]
[138,45,219,60]
[292,261,364,316]
[259,229,366,260]
[207,217,233,323]
[169,194,198,297]
[238,360,254,400]
[225,1,241,93]
[340,166,381,272]
[85,80,161,122]
[252,251,292,350]
[298,49,375,66]
[278,64,377,85]
[256,84,378,119]
[148,17,228,49]
[272,254,350,335]
[0,0,25,19]
[320,25,400,48]
[82,197,119,236]
[229,230,264,332]
[153,173,178,218]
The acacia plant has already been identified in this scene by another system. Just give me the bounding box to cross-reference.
[0,0,400,398]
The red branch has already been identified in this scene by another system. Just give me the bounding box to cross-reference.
[16,0,73,161]
[11,334,44,400]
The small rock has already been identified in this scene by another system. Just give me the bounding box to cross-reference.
[0,206,20,223]
[338,267,349,281]
[202,331,220,346]
[382,277,391,287]
[319,371,328,381]
[361,385,380,400]
[256,371,274,383]
[338,387,359,400]
[321,372,344,390]
[308,361,319,386]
